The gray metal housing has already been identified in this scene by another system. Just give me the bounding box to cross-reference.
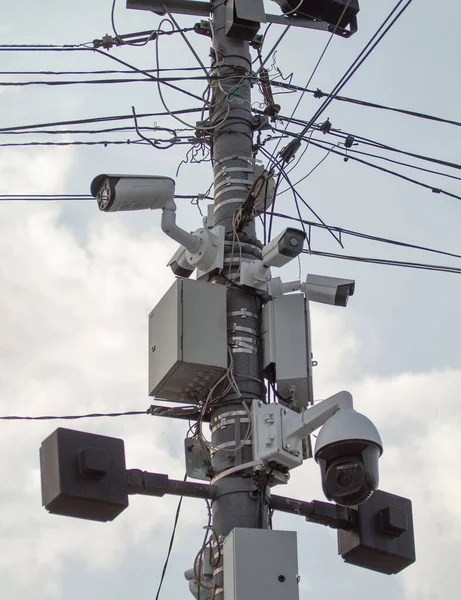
[262,293,314,407]
[223,528,299,600]
[148,278,227,403]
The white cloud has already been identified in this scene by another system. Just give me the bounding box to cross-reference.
[0,151,209,598]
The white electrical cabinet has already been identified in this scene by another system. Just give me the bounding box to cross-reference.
[148,278,227,403]
[223,528,299,600]
[262,293,314,408]
[252,400,303,471]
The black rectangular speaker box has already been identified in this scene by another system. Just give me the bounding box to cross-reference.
[279,0,359,29]
[40,428,129,523]
[338,490,416,575]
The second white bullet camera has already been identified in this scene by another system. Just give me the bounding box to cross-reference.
[90,174,175,212]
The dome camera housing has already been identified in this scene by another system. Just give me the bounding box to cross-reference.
[314,408,383,506]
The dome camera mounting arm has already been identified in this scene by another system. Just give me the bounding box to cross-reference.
[282,391,354,451]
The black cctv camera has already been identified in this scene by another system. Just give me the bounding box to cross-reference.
[314,408,383,506]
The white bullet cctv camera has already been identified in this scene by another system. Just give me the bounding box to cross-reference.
[90,174,175,212]
[240,228,306,289]
[262,227,306,268]
[304,274,355,307]
[314,406,383,507]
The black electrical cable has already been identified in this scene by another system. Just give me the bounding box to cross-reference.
[0,75,215,87]
[0,126,192,136]
[0,194,213,201]
[0,67,205,75]
[303,249,461,275]
[328,128,461,172]
[278,0,415,165]
[0,108,202,134]
[272,211,461,261]
[272,132,461,186]
[305,137,461,202]
[90,46,207,104]
[268,80,461,129]
[0,139,193,148]
[259,145,343,247]
[271,117,461,172]
[269,0,353,161]
[154,475,188,600]
[0,410,148,421]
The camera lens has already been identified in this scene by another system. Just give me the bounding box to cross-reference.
[338,468,354,487]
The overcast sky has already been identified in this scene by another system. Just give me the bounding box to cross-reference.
[0,1,460,599]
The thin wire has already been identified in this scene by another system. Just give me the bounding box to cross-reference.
[268,80,461,129]
[305,137,461,202]
[0,67,206,75]
[154,474,187,600]
[276,0,415,165]
[0,410,148,421]
[278,143,336,196]
[90,46,206,104]
[303,249,461,275]
[269,0,352,161]
[272,211,461,261]
[258,146,342,247]
[0,108,202,134]
[111,0,121,38]
[255,25,291,75]
[162,5,209,76]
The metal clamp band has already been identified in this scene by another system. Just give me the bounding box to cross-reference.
[214,184,250,201]
[213,197,244,212]
[214,155,255,166]
[231,335,255,345]
[211,459,263,484]
[228,310,258,319]
[211,418,250,434]
[215,166,254,180]
[213,439,252,451]
[230,324,257,335]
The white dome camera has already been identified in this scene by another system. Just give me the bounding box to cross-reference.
[314,407,383,507]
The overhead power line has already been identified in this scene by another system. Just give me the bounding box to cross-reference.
[269,80,461,129]
[303,249,461,275]
[278,0,415,164]
[270,127,461,183]
[275,129,461,202]
[0,410,148,421]
[273,212,461,261]
[0,108,202,134]
[0,67,204,75]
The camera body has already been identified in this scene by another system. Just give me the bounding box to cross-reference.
[167,245,195,278]
[314,407,383,506]
[90,174,175,212]
[304,274,355,307]
[262,227,306,268]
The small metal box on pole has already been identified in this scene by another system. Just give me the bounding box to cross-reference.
[223,528,300,600]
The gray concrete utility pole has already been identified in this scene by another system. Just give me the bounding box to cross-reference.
[208,2,267,595]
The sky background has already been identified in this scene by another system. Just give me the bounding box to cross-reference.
[0,0,460,599]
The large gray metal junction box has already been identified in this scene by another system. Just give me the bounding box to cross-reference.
[148,278,227,403]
